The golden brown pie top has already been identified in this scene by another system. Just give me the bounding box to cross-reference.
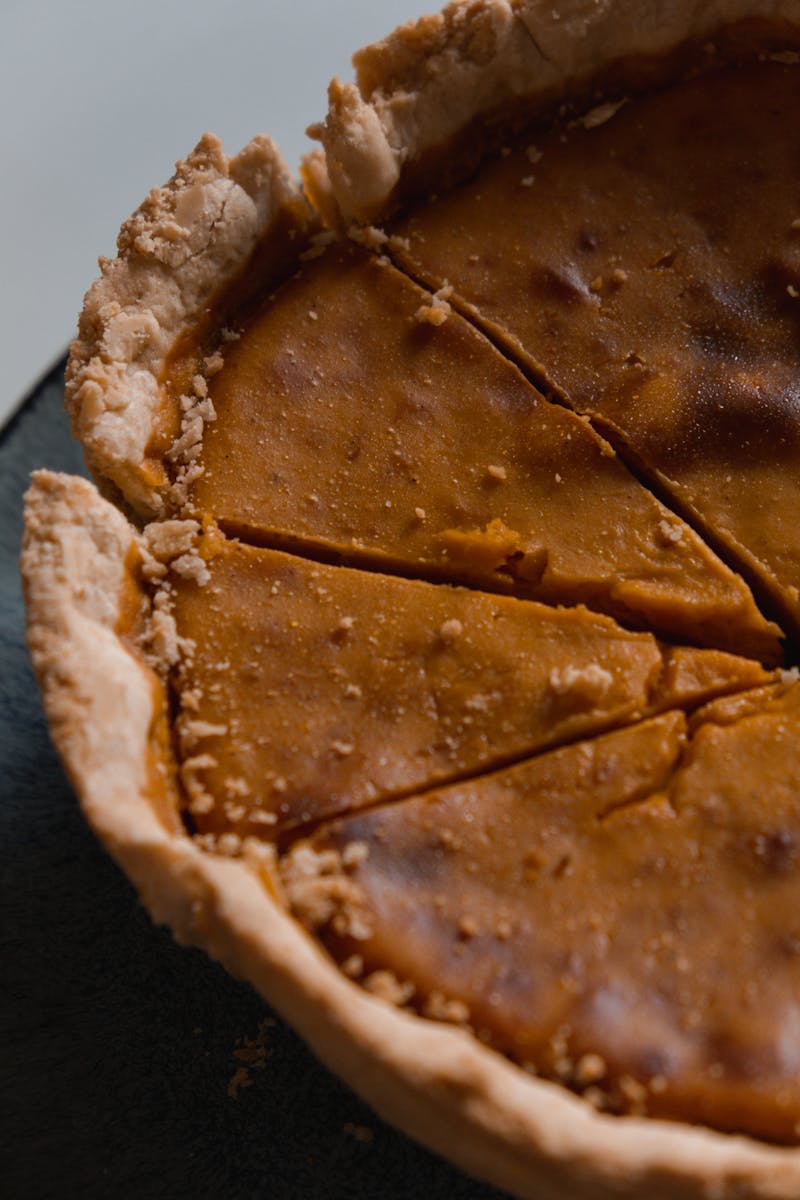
[21,11,800,1197]
[285,681,800,1144]
[180,240,780,658]
[136,52,800,1148]
[389,60,800,631]
[170,536,771,840]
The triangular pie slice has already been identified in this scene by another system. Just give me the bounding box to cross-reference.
[282,679,800,1145]
[178,242,781,661]
[165,531,773,840]
[383,60,800,635]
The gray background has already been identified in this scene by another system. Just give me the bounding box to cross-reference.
[1,0,431,424]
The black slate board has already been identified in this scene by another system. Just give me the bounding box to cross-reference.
[1,363,512,1200]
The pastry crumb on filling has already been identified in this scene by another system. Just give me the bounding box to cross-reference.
[414,283,453,325]
[281,842,374,941]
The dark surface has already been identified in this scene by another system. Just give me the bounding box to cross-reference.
[1,362,511,1200]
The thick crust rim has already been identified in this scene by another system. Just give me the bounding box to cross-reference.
[66,135,314,517]
[310,0,800,223]
[21,471,800,1200]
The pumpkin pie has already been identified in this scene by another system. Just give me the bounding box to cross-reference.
[20,2,800,1198]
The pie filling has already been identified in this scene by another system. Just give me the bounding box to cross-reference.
[387,60,800,637]
[181,241,781,661]
[168,535,772,841]
[131,55,800,1143]
[281,684,800,1144]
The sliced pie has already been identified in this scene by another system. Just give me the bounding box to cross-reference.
[21,2,800,1198]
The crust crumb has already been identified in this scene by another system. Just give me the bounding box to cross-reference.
[166,341,224,512]
[227,1065,254,1100]
[181,752,218,813]
[415,284,453,326]
[170,553,211,585]
[363,970,415,1007]
[249,809,279,826]
[342,841,369,868]
[422,991,470,1027]
[145,600,181,667]
[581,99,627,129]
[332,614,355,642]
[619,1074,649,1115]
[281,843,374,941]
[658,519,684,545]
[203,352,225,376]
[217,832,243,857]
[574,1052,608,1086]
[342,954,365,978]
[348,223,389,250]
[458,915,479,939]
[144,519,201,562]
[299,230,338,261]
[224,775,250,797]
[227,1017,275,1099]
[180,719,228,749]
[439,617,464,643]
[342,1121,374,1144]
[549,663,613,702]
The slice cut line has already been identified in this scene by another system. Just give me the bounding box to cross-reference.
[386,60,800,641]
[174,240,781,662]
[167,532,774,842]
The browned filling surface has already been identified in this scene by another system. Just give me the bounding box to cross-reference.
[389,60,800,635]
[187,242,780,658]
[281,683,800,1144]
[149,57,800,1142]
[170,537,771,841]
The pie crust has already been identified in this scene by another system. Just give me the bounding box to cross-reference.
[21,1,800,1196]
[21,469,800,1199]
[66,133,315,516]
[308,0,800,223]
[20,470,800,1199]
